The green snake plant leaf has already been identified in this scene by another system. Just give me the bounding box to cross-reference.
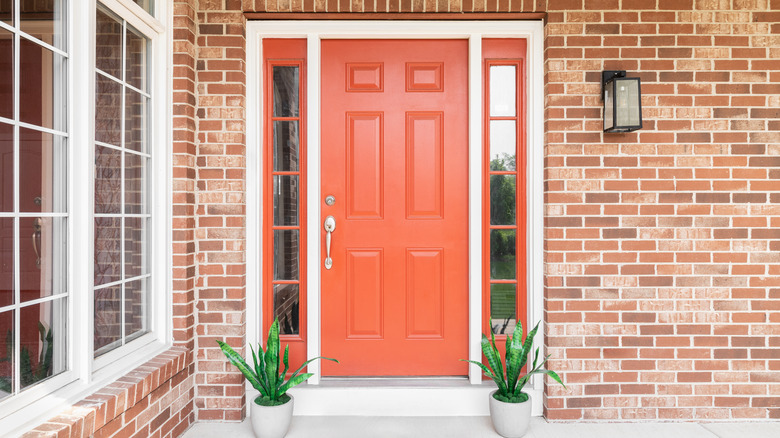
[264,320,280,394]
[249,344,270,396]
[523,368,566,390]
[216,340,264,393]
[277,373,314,396]
[277,345,290,396]
[481,334,507,395]
[518,322,539,369]
[505,321,525,395]
[289,356,340,381]
[461,359,501,386]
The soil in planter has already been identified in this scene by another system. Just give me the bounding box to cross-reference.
[255,393,291,407]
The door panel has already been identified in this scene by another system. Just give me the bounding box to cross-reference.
[321,40,468,376]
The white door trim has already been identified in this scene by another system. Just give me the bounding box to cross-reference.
[246,20,545,416]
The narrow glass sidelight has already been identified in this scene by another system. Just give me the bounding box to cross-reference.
[267,60,304,337]
[483,40,527,339]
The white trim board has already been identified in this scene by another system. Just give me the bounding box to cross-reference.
[245,20,545,417]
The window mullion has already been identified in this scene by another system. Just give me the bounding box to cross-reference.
[120,18,127,347]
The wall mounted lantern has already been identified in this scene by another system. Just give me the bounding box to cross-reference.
[602,70,642,133]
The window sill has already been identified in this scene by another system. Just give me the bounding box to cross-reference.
[20,346,191,438]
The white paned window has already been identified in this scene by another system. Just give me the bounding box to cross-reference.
[0,0,169,431]
[93,4,151,358]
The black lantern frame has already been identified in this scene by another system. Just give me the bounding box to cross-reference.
[602,70,643,133]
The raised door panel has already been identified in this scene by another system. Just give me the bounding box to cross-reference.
[406,112,444,219]
[346,249,384,339]
[346,112,384,219]
[406,249,444,339]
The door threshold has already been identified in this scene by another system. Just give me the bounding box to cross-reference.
[317,377,471,388]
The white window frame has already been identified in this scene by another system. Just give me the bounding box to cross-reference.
[0,0,172,433]
[246,21,545,415]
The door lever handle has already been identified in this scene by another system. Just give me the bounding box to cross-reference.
[324,216,336,270]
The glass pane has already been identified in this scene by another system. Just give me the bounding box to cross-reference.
[616,79,641,127]
[0,218,13,308]
[273,66,299,117]
[131,0,154,14]
[94,145,121,214]
[125,90,147,153]
[19,298,66,389]
[490,229,516,280]
[126,26,148,92]
[20,217,67,302]
[490,283,516,336]
[125,217,147,278]
[95,7,122,79]
[604,85,614,131]
[273,230,299,281]
[273,284,299,335]
[0,122,12,212]
[20,39,67,131]
[489,120,516,171]
[95,74,122,146]
[490,175,516,226]
[273,121,299,172]
[94,285,121,355]
[0,28,12,120]
[489,65,516,117]
[0,0,12,27]
[125,278,147,340]
[0,310,14,399]
[273,175,298,226]
[125,152,145,215]
[94,217,121,286]
[20,0,67,51]
[20,129,67,213]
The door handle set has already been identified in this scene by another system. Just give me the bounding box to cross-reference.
[323,215,336,270]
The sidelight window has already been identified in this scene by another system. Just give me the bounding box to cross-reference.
[483,40,527,338]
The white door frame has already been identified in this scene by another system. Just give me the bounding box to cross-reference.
[246,20,545,415]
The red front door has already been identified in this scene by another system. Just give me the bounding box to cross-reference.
[320,40,468,376]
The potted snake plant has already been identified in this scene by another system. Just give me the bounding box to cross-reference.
[217,319,338,438]
[463,321,565,438]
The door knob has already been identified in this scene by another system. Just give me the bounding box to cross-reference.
[324,216,336,270]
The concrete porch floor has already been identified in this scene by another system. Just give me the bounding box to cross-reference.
[183,416,779,438]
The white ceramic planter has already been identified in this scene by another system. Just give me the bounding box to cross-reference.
[249,395,294,438]
[488,390,532,438]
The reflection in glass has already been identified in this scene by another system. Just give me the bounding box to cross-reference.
[490,229,516,280]
[125,279,147,340]
[273,284,299,335]
[94,217,121,286]
[0,122,12,212]
[0,28,12,120]
[95,7,122,79]
[0,0,11,27]
[132,0,154,14]
[489,120,516,171]
[490,175,516,226]
[273,66,299,117]
[19,298,66,389]
[19,129,67,213]
[20,217,67,302]
[125,217,147,278]
[125,90,147,153]
[125,152,146,214]
[126,26,148,92]
[95,74,122,146]
[94,285,121,354]
[273,175,298,226]
[94,145,121,214]
[20,38,67,131]
[273,230,299,281]
[0,311,14,399]
[489,65,516,117]
[0,218,13,308]
[20,0,67,51]
[490,283,516,335]
[273,121,299,172]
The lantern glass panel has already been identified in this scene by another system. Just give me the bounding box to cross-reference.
[603,83,614,131]
[616,78,641,127]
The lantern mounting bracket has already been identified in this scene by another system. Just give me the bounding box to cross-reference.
[601,70,626,101]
